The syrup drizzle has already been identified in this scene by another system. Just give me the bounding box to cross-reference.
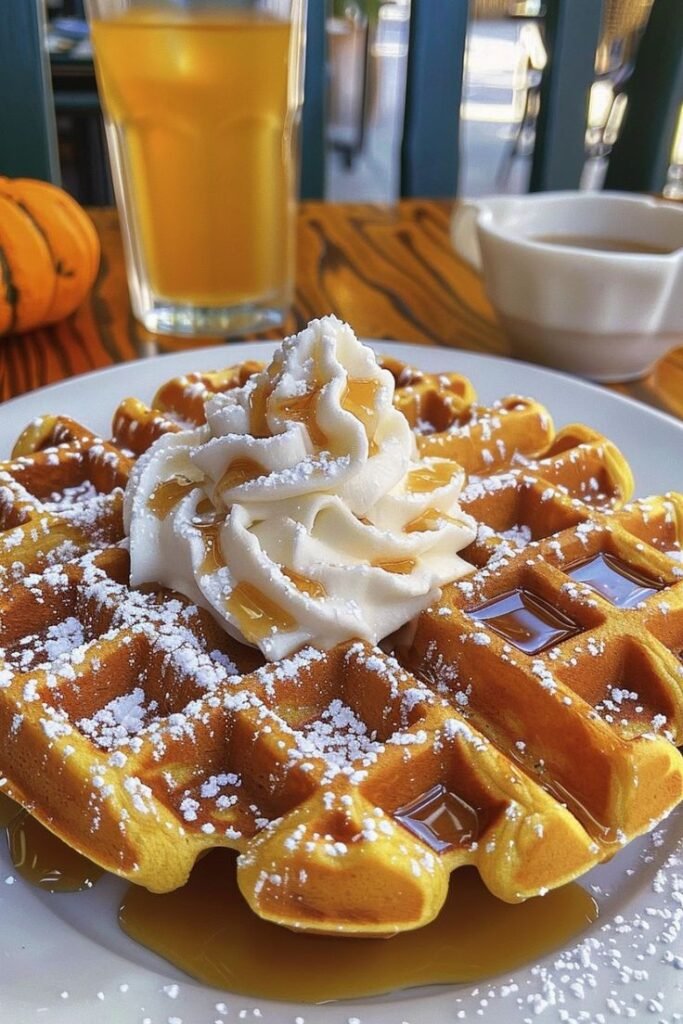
[281,567,327,599]
[6,810,102,893]
[148,476,198,519]
[197,520,225,576]
[340,377,380,426]
[195,497,214,517]
[277,390,328,448]
[372,556,417,574]
[0,792,20,827]
[404,508,463,533]
[394,783,479,853]
[469,588,582,655]
[218,457,267,492]
[190,501,227,575]
[406,460,459,493]
[248,372,276,438]
[566,552,663,608]
[341,377,381,453]
[225,582,296,642]
[119,850,598,1002]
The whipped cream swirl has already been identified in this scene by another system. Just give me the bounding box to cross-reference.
[125,317,476,659]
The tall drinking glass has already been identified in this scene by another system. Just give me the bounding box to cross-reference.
[86,0,306,336]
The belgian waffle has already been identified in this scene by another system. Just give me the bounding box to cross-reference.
[0,354,681,937]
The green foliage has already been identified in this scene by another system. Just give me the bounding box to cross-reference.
[331,0,383,23]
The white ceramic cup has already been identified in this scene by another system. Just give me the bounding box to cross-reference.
[451,191,683,382]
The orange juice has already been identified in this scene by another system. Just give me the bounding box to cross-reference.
[91,9,297,312]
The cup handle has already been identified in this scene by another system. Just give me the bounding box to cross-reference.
[451,201,483,271]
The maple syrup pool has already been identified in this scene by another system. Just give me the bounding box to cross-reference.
[0,792,598,1002]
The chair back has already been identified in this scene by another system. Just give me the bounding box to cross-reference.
[400,0,468,198]
[529,0,604,191]
[0,0,60,182]
[605,0,683,192]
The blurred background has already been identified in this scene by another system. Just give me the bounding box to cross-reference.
[46,0,683,205]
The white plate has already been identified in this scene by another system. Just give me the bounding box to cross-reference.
[0,342,681,1024]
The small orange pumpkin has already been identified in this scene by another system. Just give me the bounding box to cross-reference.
[0,177,100,336]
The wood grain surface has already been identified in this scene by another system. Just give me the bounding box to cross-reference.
[1,200,682,420]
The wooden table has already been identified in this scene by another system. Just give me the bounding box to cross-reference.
[1,201,682,419]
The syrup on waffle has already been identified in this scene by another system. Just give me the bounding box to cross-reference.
[0,353,681,938]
